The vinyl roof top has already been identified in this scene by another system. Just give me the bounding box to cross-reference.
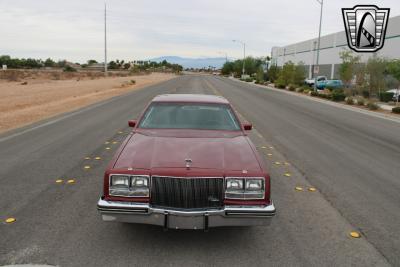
[152,94,229,104]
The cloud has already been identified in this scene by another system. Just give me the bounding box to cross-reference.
[0,0,398,62]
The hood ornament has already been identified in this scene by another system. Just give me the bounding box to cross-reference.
[185,158,192,170]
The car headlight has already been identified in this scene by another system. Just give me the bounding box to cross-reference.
[225,177,265,200]
[109,175,149,197]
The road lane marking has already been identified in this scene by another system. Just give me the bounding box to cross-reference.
[55,179,63,183]
[95,157,101,160]
[5,217,16,223]
[67,179,75,184]
[105,141,110,144]
[105,147,111,150]
[84,165,91,170]
[308,187,317,192]
[295,186,304,191]
[284,173,291,177]
[274,161,281,165]
[350,231,361,238]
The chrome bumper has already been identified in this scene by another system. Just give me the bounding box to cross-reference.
[97,198,276,230]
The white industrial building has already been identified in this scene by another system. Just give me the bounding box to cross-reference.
[271,15,400,79]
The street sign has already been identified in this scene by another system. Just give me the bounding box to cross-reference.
[313,66,319,74]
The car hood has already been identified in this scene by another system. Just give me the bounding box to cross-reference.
[114,132,261,172]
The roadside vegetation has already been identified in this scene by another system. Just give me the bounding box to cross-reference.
[249,51,400,114]
[0,55,182,72]
[0,55,183,81]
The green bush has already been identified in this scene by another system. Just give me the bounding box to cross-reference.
[392,106,400,114]
[245,77,253,82]
[63,65,77,72]
[357,97,365,106]
[362,90,370,98]
[331,89,346,101]
[366,101,379,110]
[318,93,332,100]
[303,89,310,94]
[310,91,318,97]
[345,96,354,105]
[288,84,296,91]
[378,92,394,102]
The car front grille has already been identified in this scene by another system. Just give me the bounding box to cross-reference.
[150,176,224,209]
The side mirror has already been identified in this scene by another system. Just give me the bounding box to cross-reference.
[128,120,137,128]
[243,123,252,131]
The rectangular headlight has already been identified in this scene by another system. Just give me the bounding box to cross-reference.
[225,177,265,200]
[109,175,149,197]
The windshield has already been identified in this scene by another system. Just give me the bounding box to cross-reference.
[139,102,241,130]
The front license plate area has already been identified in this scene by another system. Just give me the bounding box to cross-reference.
[168,214,204,230]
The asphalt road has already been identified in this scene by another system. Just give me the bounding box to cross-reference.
[1,74,399,266]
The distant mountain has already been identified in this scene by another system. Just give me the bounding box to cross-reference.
[149,56,227,69]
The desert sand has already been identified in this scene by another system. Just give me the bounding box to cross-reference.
[0,72,175,133]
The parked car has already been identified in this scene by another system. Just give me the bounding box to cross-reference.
[97,94,276,230]
[316,79,343,90]
[305,76,327,87]
[387,89,400,101]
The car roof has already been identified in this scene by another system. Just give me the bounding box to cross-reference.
[152,94,230,104]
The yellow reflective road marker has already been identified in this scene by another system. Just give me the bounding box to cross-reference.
[105,141,110,144]
[295,186,303,191]
[284,162,290,166]
[308,187,317,192]
[112,141,118,144]
[84,157,91,160]
[261,146,267,149]
[350,231,361,238]
[284,173,291,177]
[84,165,91,170]
[267,153,273,157]
[118,131,124,134]
[5,217,16,224]
[67,179,75,184]
[274,161,281,165]
[105,147,111,150]
[95,157,101,160]
[269,146,274,149]
[56,179,63,183]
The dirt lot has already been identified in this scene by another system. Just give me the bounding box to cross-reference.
[0,72,176,133]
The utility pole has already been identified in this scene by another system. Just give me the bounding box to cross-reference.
[314,0,324,91]
[104,2,108,76]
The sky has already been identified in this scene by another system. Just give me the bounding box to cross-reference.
[0,0,399,63]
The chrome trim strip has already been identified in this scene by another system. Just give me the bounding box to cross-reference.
[97,199,275,217]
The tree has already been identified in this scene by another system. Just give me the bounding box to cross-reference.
[44,58,56,67]
[293,62,306,85]
[108,61,118,69]
[256,67,264,83]
[267,65,280,82]
[221,62,234,75]
[387,59,400,105]
[366,54,387,96]
[339,50,360,87]
[87,59,98,65]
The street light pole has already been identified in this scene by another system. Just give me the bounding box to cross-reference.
[233,40,246,77]
[314,0,324,91]
[104,1,108,76]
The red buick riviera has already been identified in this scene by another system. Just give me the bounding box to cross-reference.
[97,94,275,230]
